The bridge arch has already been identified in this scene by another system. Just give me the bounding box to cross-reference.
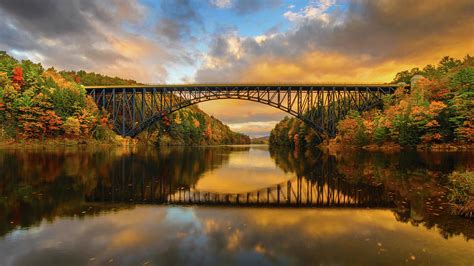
[140,94,325,137]
[85,84,400,137]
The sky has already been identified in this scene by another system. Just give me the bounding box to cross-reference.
[0,0,473,137]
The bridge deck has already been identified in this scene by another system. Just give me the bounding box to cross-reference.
[84,83,400,92]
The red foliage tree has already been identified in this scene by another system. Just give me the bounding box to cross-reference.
[100,113,111,128]
[41,110,62,136]
[12,66,24,88]
[162,115,171,128]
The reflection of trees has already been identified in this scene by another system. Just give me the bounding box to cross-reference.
[269,146,388,190]
[269,146,323,177]
[333,150,474,239]
[271,147,474,240]
[0,148,124,237]
[0,146,249,236]
[268,146,392,207]
[88,146,250,203]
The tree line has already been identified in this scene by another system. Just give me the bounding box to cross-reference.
[269,55,473,148]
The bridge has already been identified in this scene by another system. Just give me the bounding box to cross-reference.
[85,83,402,137]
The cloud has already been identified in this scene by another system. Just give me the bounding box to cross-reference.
[209,0,282,14]
[233,0,282,15]
[228,121,283,137]
[1,207,469,265]
[284,0,335,24]
[210,0,233,9]
[156,0,202,43]
[196,0,474,83]
[0,0,193,83]
[199,99,287,137]
[308,0,474,61]
[0,0,101,37]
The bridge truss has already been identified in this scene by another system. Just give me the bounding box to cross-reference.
[85,84,400,137]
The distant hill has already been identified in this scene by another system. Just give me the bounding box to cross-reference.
[137,105,250,146]
[59,70,139,86]
[251,136,269,144]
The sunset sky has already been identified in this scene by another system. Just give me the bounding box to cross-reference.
[0,0,472,137]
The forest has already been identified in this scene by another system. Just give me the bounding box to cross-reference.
[0,51,249,145]
[268,55,474,216]
[269,55,473,149]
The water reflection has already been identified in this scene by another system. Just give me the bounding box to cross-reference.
[0,146,473,243]
[168,147,391,207]
[326,149,474,240]
[1,207,473,265]
[0,146,239,236]
[194,146,294,193]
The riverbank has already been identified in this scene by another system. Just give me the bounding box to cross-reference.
[319,138,474,153]
[0,136,133,148]
[0,137,252,148]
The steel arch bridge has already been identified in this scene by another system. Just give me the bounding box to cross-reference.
[85,84,402,137]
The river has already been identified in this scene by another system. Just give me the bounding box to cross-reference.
[0,145,473,265]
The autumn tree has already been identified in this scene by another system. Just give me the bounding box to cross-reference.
[334,55,472,147]
[12,66,24,88]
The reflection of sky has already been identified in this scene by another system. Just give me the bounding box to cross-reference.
[1,206,473,265]
[195,146,293,193]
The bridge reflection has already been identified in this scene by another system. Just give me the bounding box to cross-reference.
[168,175,390,207]
[86,147,392,208]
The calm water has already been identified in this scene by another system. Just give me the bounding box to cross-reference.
[0,145,473,265]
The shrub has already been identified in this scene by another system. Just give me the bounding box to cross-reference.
[51,87,85,119]
[447,171,474,205]
[450,67,474,89]
[373,125,389,145]
[93,124,116,141]
[62,117,81,138]
[354,120,368,146]
[447,171,474,217]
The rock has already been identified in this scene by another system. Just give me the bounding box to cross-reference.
[411,74,425,87]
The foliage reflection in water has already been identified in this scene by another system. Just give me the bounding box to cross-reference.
[0,145,473,265]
